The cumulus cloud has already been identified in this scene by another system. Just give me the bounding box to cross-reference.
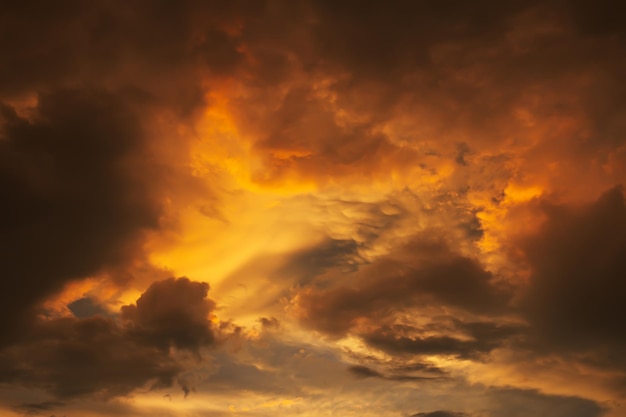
[0,277,217,401]
[122,277,216,353]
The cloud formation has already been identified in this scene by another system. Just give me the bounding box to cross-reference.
[0,89,164,344]
[0,277,217,401]
[2,0,626,416]
[519,186,626,351]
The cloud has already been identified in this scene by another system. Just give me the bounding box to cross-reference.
[0,89,166,344]
[1,1,626,416]
[0,0,254,114]
[295,235,510,336]
[518,186,626,352]
[121,277,216,353]
[0,315,182,400]
[411,412,468,417]
[361,319,523,360]
[0,277,217,400]
[347,365,384,379]
[347,365,442,382]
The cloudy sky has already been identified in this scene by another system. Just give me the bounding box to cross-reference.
[1,1,626,416]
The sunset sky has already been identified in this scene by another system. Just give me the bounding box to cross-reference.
[2,1,626,416]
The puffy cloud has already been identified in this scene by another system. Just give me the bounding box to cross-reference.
[121,277,216,352]
[0,277,217,401]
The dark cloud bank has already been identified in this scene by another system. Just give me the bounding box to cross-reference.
[0,277,217,400]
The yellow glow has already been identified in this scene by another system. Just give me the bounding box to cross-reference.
[504,183,543,203]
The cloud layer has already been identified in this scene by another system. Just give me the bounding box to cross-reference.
[1,1,626,416]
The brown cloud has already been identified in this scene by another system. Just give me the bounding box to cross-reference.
[347,365,442,382]
[295,236,510,336]
[362,321,522,360]
[0,316,181,400]
[2,1,626,415]
[0,0,255,114]
[518,186,626,351]
[411,412,469,417]
[121,277,216,353]
[0,89,165,344]
[210,0,626,198]
[0,277,217,401]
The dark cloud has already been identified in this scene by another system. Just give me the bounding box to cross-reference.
[0,277,217,400]
[0,316,181,400]
[390,362,447,376]
[348,365,384,379]
[310,0,538,78]
[0,89,164,344]
[567,0,626,37]
[296,236,510,336]
[519,186,626,351]
[362,321,520,360]
[259,317,280,329]
[277,237,363,284]
[220,0,626,189]
[411,412,468,417]
[293,236,523,361]
[0,0,255,114]
[347,365,442,382]
[121,277,216,353]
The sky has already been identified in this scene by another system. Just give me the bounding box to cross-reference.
[1,1,626,416]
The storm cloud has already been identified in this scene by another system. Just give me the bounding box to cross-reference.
[2,1,626,416]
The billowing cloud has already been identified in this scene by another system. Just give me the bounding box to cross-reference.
[2,1,626,416]
[122,277,216,353]
[0,277,217,402]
